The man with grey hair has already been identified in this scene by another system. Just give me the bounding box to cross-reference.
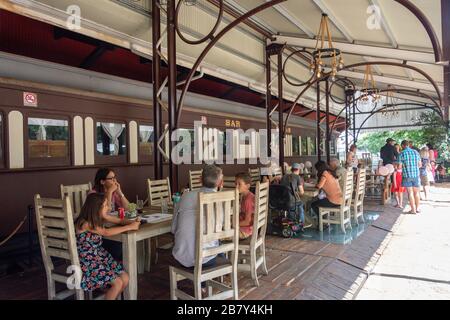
[171,165,223,268]
[329,158,347,191]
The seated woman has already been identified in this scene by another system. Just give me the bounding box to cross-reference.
[90,168,131,261]
[235,173,256,240]
[310,161,343,230]
[75,193,140,300]
[91,168,130,212]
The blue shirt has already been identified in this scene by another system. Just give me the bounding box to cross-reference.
[399,147,421,179]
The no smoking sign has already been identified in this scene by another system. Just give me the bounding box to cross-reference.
[23,92,38,107]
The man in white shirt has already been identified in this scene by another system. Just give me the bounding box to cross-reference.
[171,165,224,268]
[329,158,347,191]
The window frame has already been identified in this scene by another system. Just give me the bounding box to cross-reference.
[292,135,300,157]
[94,119,128,166]
[138,122,155,164]
[25,113,72,168]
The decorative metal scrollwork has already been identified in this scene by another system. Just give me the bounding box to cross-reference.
[175,0,224,45]
[282,49,315,87]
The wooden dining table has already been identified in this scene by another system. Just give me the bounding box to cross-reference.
[104,207,173,300]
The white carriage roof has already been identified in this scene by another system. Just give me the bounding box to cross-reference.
[1,0,446,117]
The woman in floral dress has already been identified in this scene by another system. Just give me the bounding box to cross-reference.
[75,193,140,300]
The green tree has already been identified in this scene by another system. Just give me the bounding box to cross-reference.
[357,111,450,160]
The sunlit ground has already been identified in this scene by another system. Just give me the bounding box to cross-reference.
[356,184,450,300]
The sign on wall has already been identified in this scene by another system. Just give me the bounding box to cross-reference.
[23,92,38,107]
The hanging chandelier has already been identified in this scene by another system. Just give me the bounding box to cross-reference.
[360,65,381,103]
[381,85,400,117]
[310,14,344,81]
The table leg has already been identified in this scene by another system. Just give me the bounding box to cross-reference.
[123,232,137,300]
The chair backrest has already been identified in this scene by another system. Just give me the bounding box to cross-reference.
[148,177,172,207]
[195,190,239,273]
[60,183,92,218]
[342,169,354,208]
[248,168,260,185]
[272,167,283,178]
[222,176,236,190]
[35,195,80,276]
[250,182,270,243]
[355,168,367,202]
[189,170,203,191]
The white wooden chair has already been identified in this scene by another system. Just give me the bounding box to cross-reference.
[189,170,203,191]
[238,182,270,287]
[318,169,354,234]
[272,167,283,179]
[352,168,366,225]
[222,176,236,190]
[248,168,260,186]
[145,177,174,271]
[169,190,240,300]
[35,195,84,300]
[60,183,92,218]
[147,177,173,207]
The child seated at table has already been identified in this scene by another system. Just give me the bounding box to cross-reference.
[235,173,256,240]
[74,193,141,300]
[391,163,405,209]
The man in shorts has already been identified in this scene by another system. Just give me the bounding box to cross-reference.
[398,140,422,214]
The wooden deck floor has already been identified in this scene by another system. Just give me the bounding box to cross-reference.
[0,201,403,300]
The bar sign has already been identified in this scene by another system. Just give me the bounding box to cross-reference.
[23,92,38,107]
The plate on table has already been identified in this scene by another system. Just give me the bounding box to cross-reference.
[141,213,173,224]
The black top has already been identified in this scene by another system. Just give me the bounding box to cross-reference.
[380,144,399,165]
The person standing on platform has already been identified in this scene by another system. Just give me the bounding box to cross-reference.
[398,140,422,214]
[346,144,359,173]
[380,138,399,166]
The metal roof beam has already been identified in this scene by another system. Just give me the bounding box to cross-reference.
[264,0,315,38]
[368,0,399,48]
[338,69,442,92]
[311,0,354,43]
[272,35,441,65]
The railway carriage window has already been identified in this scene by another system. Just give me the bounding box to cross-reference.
[139,125,154,157]
[292,136,300,156]
[28,117,69,163]
[176,129,194,158]
[301,137,308,156]
[308,137,317,156]
[96,122,127,156]
[330,139,337,155]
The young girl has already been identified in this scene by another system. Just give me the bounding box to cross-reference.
[235,173,255,240]
[75,193,140,300]
[391,163,405,209]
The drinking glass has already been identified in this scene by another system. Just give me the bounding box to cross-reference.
[161,199,168,215]
[137,199,144,214]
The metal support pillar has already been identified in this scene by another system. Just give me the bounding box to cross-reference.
[325,79,331,163]
[442,0,450,126]
[167,0,178,191]
[317,81,322,162]
[277,50,285,173]
[345,95,349,154]
[265,49,272,158]
[266,43,285,171]
[152,0,163,179]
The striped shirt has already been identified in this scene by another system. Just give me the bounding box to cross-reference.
[399,147,421,179]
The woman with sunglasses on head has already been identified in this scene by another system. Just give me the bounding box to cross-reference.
[91,168,130,212]
[89,168,132,261]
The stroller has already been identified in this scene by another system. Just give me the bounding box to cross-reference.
[267,184,304,238]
